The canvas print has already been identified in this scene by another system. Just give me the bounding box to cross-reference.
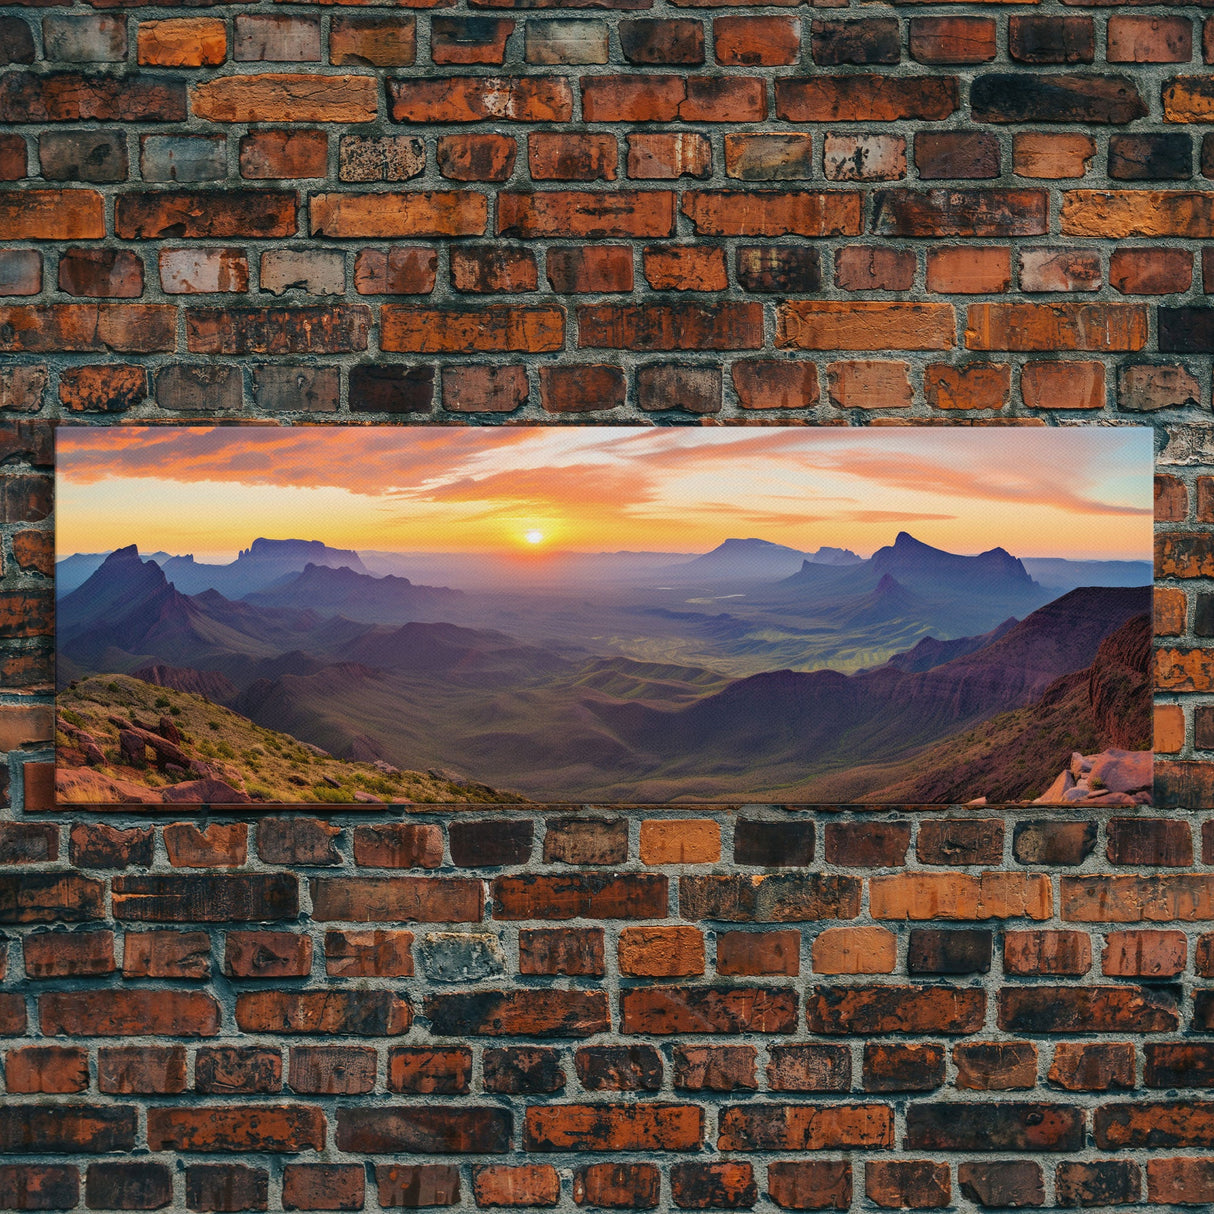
[55,425,1154,807]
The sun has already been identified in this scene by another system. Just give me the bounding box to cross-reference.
[524,530,544,545]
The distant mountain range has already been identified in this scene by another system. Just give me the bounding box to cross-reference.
[56,535,1151,802]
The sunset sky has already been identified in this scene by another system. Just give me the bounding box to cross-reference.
[57,425,1154,563]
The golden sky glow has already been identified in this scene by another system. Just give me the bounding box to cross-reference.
[56,425,1154,563]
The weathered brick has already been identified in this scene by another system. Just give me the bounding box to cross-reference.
[863,1043,946,1094]
[474,1164,558,1209]
[391,76,571,123]
[719,1105,892,1152]
[59,364,148,413]
[353,246,436,295]
[683,190,860,237]
[573,1162,659,1209]
[436,133,516,182]
[426,990,608,1038]
[806,986,985,1035]
[627,132,711,180]
[381,304,562,353]
[138,18,226,67]
[376,1164,460,1209]
[0,71,185,123]
[41,989,221,1037]
[431,16,512,64]
[518,927,605,976]
[330,15,416,66]
[906,1104,1083,1153]
[999,985,1179,1033]
[767,1162,851,1211]
[874,190,1047,238]
[865,1161,950,1210]
[225,930,313,978]
[1055,1160,1140,1206]
[528,19,608,65]
[576,1045,662,1092]
[618,925,705,977]
[1048,1042,1135,1092]
[621,987,796,1035]
[124,929,211,979]
[910,17,995,65]
[776,76,956,122]
[824,134,906,183]
[194,74,375,122]
[185,1165,268,1213]
[339,1107,511,1155]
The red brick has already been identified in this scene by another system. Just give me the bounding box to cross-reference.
[579,301,760,350]
[827,360,912,410]
[1107,818,1192,866]
[193,73,374,122]
[725,133,814,182]
[732,360,818,410]
[776,76,957,122]
[622,986,796,1035]
[875,189,1047,238]
[427,990,608,1038]
[618,925,705,977]
[0,872,104,922]
[381,304,562,353]
[339,1107,509,1155]
[807,986,985,1035]
[124,929,211,979]
[627,132,711,180]
[443,364,528,413]
[865,1161,950,1210]
[1013,132,1096,180]
[673,1046,756,1094]
[1109,15,1193,62]
[282,1165,364,1212]
[150,1106,323,1153]
[451,245,537,293]
[1110,247,1192,295]
[954,1041,1038,1091]
[671,1162,756,1210]
[767,1162,851,1211]
[40,989,220,1037]
[909,17,995,64]
[715,16,799,65]
[58,364,147,413]
[474,1165,559,1208]
[1148,1159,1214,1205]
[185,1165,268,1213]
[767,1044,850,1093]
[5,1045,88,1094]
[390,76,571,123]
[0,304,175,353]
[779,301,954,351]
[1004,930,1091,976]
[719,1104,892,1152]
[225,931,313,978]
[138,18,226,66]
[906,1103,1082,1153]
[388,1046,471,1094]
[330,15,415,66]
[375,1164,460,1209]
[0,1165,78,1211]
[1000,985,1179,1033]
[544,817,628,865]
[1048,1041,1135,1092]
[643,245,727,292]
[484,1047,565,1095]
[196,1046,282,1095]
[527,1104,702,1152]
[0,249,39,295]
[863,1044,946,1093]
[500,190,673,238]
[518,927,605,976]
[436,133,516,182]
[528,131,616,181]
[117,190,296,239]
[353,246,437,295]
[85,1163,172,1212]
[924,363,1010,411]
[683,190,860,237]
[288,1046,375,1096]
[432,16,511,64]
[546,246,633,294]
[163,821,247,868]
[1020,360,1105,410]
[575,1045,662,1093]
[926,246,1010,294]
[325,928,414,977]
[24,930,115,977]
[573,1163,659,1209]
[916,131,1000,180]
[236,990,411,1035]
[0,71,185,123]
[1055,1161,1140,1206]
[836,247,915,292]
[185,304,367,355]
[717,930,800,976]
[311,192,485,238]
[619,19,703,66]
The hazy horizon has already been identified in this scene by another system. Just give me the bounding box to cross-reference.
[57,424,1153,565]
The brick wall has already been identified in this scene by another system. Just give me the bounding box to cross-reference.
[4,0,1214,1207]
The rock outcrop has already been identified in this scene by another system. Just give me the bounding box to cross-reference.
[1033,748,1152,806]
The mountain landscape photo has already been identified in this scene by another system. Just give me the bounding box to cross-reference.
[55,425,1155,806]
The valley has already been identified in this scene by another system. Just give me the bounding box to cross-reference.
[56,534,1153,804]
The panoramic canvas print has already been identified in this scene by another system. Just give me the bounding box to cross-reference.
[56,425,1154,807]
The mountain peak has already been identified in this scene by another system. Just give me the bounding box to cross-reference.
[103,544,143,565]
